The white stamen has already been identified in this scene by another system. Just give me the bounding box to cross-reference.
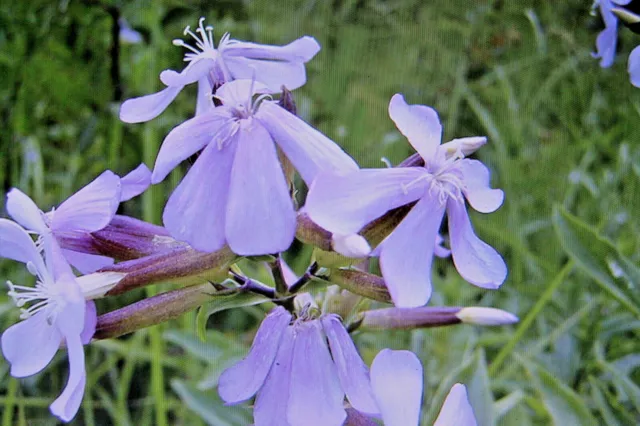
[380,157,393,168]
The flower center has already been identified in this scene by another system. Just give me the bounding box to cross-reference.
[401,148,466,205]
[6,261,62,323]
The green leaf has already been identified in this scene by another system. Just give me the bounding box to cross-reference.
[195,291,271,341]
[170,379,251,426]
[517,354,598,426]
[552,206,640,318]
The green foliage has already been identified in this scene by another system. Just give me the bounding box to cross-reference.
[0,0,639,425]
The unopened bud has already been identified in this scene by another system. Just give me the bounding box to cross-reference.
[332,234,371,258]
[327,269,391,304]
[440,136,487,157]
[359,306,461,330]
[612,7,640,25]
[101,245,237,295]
[94,282,217,339]
[455,307,518,325]
[57,215,185,261]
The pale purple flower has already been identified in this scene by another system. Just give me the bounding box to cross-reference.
[218,306,379,426]
[153,79,358,255]
[592,0,640,86]
[369,349,477,426]
[119,18,143,44]
[0,221,121,423]
[119,17,320,123]
[592,0,631,68]
[630,45,640,87]
[5,165,151,273]
[306,94,506,307]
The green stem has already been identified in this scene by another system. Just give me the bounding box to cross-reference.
[2,378,17,426]
[489,261,573,377]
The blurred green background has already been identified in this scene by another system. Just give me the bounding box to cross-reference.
[1,0,640,425]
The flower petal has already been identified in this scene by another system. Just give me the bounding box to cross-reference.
[224,36,321,62]
[151,108,235,184]
[51,171,121,233]
[50,333,86,423]
[379,195,445,307]
[458,159,504,213]
[159,58,217,87]
[75,271,126,300]
[1,312,62,377]
[225,123,296,255]
[305,167,428,235]
[254,326,295,426]
[62,249,114,274]
[370,349,423,426]
[288,321,346,426]
[163,138,236,253]
[433,384,477,426]
[215,79,270,106]
[119,163,151,201]
[321,315,379,415]
[257,101,359,184]
[0,218,45,270]
[629,45,640,88]
[218,307,292,404]
[388,94,442,161]
[223,36,320,91]
[119,86,182,123]
[434,233,451,258]
[80,301,97,344]
[196,77,214,116]
[225,57,308,93]
[6,188,47,233]
[447,199,507,289]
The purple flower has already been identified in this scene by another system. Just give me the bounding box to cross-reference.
[119,17,320,123]
[593,0,631,68]
[0,221,122,423]
[152,79,358,255]
[369,349,477,426]
[306,94,506,307]
[630,45,640,87]
[5,165,150,273]
[218,306,379,426]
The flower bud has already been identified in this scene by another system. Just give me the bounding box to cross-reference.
[101,245,237,295]
[296,212,333,251]
[94,282,217,339]
[327,269,392,304]
[332,234,371,258]
[455,307,518,325]
[358,306,461,330]
[57,215,185,261]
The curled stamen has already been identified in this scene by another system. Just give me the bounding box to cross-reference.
[380,157,393,168]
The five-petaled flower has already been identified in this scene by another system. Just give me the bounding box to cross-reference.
[152,79,358,255]
[119,17,321,123]
[5,164,150,274]
[218,306,379,426]
[306,94,507,307]
[0,220,124,423]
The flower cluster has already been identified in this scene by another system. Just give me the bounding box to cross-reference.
[0,17,518,424]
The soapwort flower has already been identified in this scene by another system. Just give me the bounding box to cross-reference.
[0,220,123,422]
[119,17,320,123]
[368,349,477,426]
[5,164,150,273]
[153,79,358,255]
[218,306,379,426]
[306,94,506,307]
